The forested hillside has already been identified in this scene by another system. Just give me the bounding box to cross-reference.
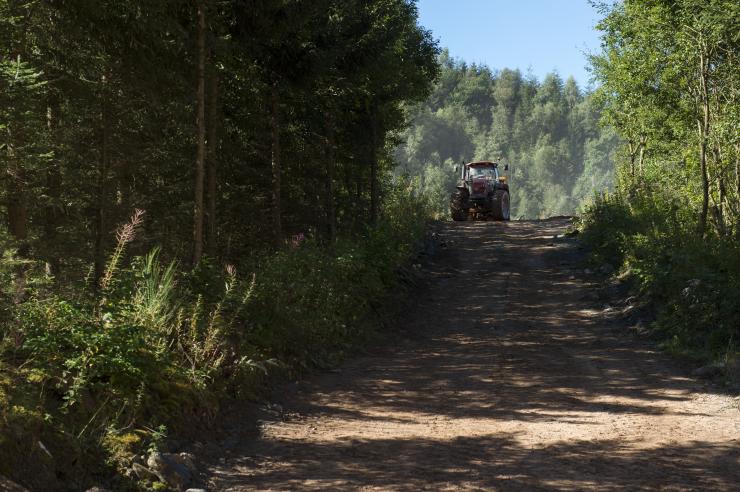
[1,0,438,489]
[394,51,620,218]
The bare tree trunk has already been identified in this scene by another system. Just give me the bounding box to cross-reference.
[713,146,727,236]
[193,1,206,265]
[698,121,710,236]
[270,84,283,248]
[324,111,336,242]
[94,75,110,285]
[735,144,740,238]
[717,175,726,237]
[697,49,710,237]
[736,144,740,200]
[4,136,29,301]
[44,101,61,276]
[637,134,647,176]
[206,65,219,257]
[369,107,378,226]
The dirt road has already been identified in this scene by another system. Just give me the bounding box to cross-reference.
[209,218,739,491]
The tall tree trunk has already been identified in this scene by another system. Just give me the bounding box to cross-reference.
[94,75,110,286]
[4,140,29,302]
[735,144,740,239]
[713,146,727,236]
[697,49,710,237]
[324,111,336,242]
[206,66,219,257]
[44,100,61,276]
[736,144,740,199]
[270,84,283,248]
[193,1,207,265]
[369,107,378,226]
[709,171,726,237]
[698,121,710,236]
[637,134,647,176]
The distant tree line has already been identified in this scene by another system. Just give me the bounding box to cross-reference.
[395,50,620,219]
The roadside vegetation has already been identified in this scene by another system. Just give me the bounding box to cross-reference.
[1,0,436,489]
[580,0,739,373]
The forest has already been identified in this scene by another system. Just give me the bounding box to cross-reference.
[1,0,738,489]
[395,51,620,218]
[1,0,439,488]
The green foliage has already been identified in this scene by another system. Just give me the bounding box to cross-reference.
[395,51,618,218]
[580,192,740,363]
[242,178,428,371]
[0,181,429,487]
[582,0,740,367]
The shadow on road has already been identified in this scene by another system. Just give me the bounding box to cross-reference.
[210,219,739,491]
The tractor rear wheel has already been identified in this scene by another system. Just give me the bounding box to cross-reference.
[450,190,468,221]
[491,190,510,221]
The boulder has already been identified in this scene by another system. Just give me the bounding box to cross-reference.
[130,463,158,482]
[147,452,195,491]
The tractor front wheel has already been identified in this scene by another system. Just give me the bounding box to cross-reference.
[450,191,468,221]
[491,190,510,221]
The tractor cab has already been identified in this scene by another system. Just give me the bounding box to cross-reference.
[460,161,507,198]
[467,162,499,180]
[450,160,510,221]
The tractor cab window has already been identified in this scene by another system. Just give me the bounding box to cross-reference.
[469,166,497,179]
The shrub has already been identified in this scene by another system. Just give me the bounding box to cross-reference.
[0,184,431,486]
[580,189,740,363]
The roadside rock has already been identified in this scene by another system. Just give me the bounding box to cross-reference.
[147,452,196,491]
[621,304,636,316]
[131,463,158,482]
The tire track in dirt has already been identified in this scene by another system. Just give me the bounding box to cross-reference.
[208,218,739,491]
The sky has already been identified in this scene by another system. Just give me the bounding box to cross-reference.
[416,0,603,88]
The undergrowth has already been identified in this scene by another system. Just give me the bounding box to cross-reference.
[579,189,740,371]
[0,181,430,489]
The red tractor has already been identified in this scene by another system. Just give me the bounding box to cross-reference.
[450,161,510,221]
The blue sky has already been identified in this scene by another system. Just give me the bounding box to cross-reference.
[416,0,603,88]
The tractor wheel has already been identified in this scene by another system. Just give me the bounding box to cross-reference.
[450,191,468,221]
[491,190,510,221]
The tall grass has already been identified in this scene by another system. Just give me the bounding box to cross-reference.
[0,180,431,488]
